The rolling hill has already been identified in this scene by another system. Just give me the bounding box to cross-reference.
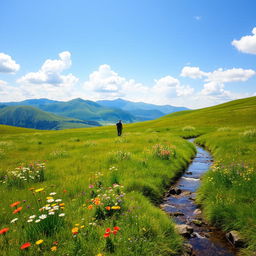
[0,105,100,130]
[97,98,189,120]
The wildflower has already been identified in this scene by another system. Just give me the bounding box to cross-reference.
[49,192,56,196]
[80,225,85,229]
[49,212,55,215]
[35,188,44,193]
[13,207,22,214]
[88,205,93,210]
[105,206,111,211]
[0,228,9,235]
[105,228,111,233]
[111,206,121,210]
[27,219,33,223]
[39,214,47,219]
[55,199,62,202]
[59,213,65,217]
[20,242,31,250]
[28,187,35,191]
[10,201,20,208]
[104,233,110,238]
[35,239,43,245]
[72,227,79,235]
[63,189,67,193]
[47,199,54,203]
[35,219,41,223]
[10,218,18,223]
[51,246,57,251]
[97,254,103,256]
[29,215,36,219]
[113,226,120,231]
[59,203,65,207]
[46,196,54,200]
[53,241,58,245]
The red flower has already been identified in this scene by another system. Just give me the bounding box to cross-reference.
[104,233,110,238]
[0,228,9,235]
[13,207,22,214]
[20,242,31,250]
[113,226,120,231]
[10,201,20,208]
[112,230,118,235]
[105,228,111,233]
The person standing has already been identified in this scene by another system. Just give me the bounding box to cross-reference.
[116,120,123,136]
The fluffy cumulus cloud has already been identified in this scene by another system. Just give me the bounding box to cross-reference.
[181,66,256,97]
[83,65,194,104]
[17,51,78,100]
[0,53,20,73]
[232,27,256,54]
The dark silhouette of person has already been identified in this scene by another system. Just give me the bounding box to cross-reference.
[116,120,123,136]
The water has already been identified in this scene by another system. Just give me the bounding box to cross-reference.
[162,139,238,256]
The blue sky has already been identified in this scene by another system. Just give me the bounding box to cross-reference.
[0,0,256,108]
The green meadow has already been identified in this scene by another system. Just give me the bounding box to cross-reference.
[0,96,255,255]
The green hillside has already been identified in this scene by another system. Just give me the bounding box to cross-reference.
[0,105,100,130]
[0,96,255,255]
[2,98,136,124]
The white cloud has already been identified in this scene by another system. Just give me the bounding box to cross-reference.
[0,53,20,73]
[181,66,207,79]
[232,27,256,54]
[83,65,194,104]
[181,66,255,96]
[16,51,78,100]
[194,16,201,21]
[0,80,7,86]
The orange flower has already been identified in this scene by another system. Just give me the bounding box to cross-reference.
[13,207,22,214]
[0,228,9,235]
[10,201,20,208]
[20,242,31,250]
[105,206,111,211]
[51,246,57,251]
[87,205,93,210]
[72,227,79,235]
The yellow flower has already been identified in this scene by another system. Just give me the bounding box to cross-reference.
[72,227,79,234]
[80,225,85,229]
[35,188,44,193]
[35,239,43,245]
[96,254,104,256]
[46,196,53,200]
[75,224,80,227]
[51,246,57,251]
[111,206,121,210]
[59,203,65,207]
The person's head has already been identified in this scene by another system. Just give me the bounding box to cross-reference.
[119,120,122,123]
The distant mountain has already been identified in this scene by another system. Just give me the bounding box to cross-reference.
[0,105,100,130]
[2,98,136,123]
[97,98,189,120]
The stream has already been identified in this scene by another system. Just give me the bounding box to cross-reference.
[161,139,238,256]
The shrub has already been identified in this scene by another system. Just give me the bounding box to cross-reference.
[152,144,176,160]
[182,126,195,131]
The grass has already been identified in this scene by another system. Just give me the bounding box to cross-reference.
[0,96,255,255]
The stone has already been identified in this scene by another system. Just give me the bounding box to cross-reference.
[182,243,193,256]
[169,188,182,195]
[169,211,184,217]
[193,208,202,215]
[176,224,193,238]
[191,219,203,226]
[226,230,245,248]
[186,171,193,175]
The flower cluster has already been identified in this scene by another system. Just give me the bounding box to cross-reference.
[88,183,125,220]
[103,226,120,237]
[1,162,45,187]
[152,144,176,160]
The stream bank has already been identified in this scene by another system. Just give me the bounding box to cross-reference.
[161,139,238,256]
